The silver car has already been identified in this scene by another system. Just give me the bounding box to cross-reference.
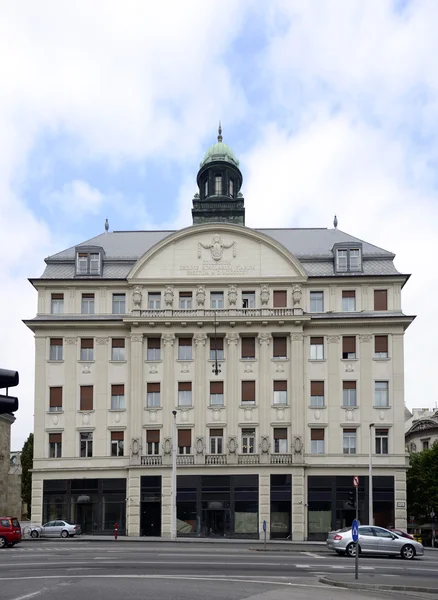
[35,520,81,538]
[326,525,424,560]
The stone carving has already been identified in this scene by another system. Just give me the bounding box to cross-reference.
[290,333,304,342]
[198,235,236,261]
[258,332,272,345]
[346,409,354,422]
[82,413,90,425]
[276,408,284,421]
[65,337,78,345]
[228,285,238,306]
[180,363,190,373]
[345,363,354,372]
[114,413,121,423]
[149,410,157,422]
[132,285,142,307]
[131,438,141,456]
[292,285,302,306]
[52,415,58,425]
[194,333,207,346]
[227,436,238,454]
[196,285,206,307]
[276,363,285,373]
[244,363,253,373]
[327,335,341,343]
[244,409,253,420]
[181,411,188,422]
[96,337,110,345]
[149,364,158,374]
[162,437,172,455]
[314,410,321,420]
[359,334,372,343]
[260,285,270,306]
[260,436,271,454]
[379,410,385,421]
[212,409,221,421]
[130,333,143,343]
[195,436,205,455]
[81,364,91,375]
[164,286,174,307]
[293,435,303,454]
[226,333,239,346]
[162,333,175,347]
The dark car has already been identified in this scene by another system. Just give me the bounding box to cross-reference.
[0,517,22,548]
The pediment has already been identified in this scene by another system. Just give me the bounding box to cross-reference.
[409,420,438,433]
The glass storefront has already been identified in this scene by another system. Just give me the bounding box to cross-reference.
[270,474,291,539]
[140,476,162,536]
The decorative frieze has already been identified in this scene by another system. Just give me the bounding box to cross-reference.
[258,332,272,345]
[195,436,205,455]
[259,436,270,454]
[293,435,303,454]
[359,334,372,343]
[96,337,110,345]
[226,333,239,346]
[130,334,143,343]
[290,333,303,342]
[162,333,175,347]
[227,436,238,454]
[65,337,78,345]
[327,335,341,343]
[194,333,207,346]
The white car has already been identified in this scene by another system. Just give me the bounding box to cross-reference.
[31,520,81,538]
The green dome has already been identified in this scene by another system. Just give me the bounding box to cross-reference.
[200,125,240,168]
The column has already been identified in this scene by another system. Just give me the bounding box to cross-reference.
[258,333,272,465]
[162,333,175,470]
[95,336,109,458]
[259,472,270,540]
[290,332,305,540]
[194,333,207,465]
[225,332,239,464]
[129,333,144,466]
[127,470,140,537]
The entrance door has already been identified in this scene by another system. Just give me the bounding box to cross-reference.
[141,502,161,536]
[77,504,94,534]
[204,509,230,537]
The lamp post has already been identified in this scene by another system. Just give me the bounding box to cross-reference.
[171,410,177,540]
[369,423,374,526]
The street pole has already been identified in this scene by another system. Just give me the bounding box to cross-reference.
[369,423,374,526]
[355,484,359,580]
[171,410,177,541]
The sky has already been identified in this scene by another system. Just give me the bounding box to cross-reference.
[1,0,437,450]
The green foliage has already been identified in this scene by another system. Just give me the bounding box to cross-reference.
[407,441,438,521]
[21,433,34,519]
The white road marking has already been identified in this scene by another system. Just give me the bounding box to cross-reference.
[301,552,326,559]
[9,592,41,600]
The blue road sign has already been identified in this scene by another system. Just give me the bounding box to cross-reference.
[263,520,266,532]
[352,519,359,543]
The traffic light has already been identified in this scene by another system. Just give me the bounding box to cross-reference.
[0,368,19,415]
[348,491,355,508]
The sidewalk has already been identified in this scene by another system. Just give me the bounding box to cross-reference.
[320,573,438,595]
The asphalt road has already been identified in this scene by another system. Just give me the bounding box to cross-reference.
[1,542,437,600]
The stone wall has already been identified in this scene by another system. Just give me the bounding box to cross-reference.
[0,415,22,516]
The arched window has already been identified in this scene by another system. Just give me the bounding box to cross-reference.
[204,179,208,198]
[215,175,222,195]
[229,179,234,197]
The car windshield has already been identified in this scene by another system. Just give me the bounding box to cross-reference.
[11,519,20,527]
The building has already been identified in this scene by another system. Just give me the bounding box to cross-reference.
[0,415,22,517]
[25,128,415,539]
[405,407,438,453]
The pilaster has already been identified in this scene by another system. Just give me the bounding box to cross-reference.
[394,469,407,530]
[31,473,43,525]
[290,332,304,464]
[226,332,239,463]
[291,468,305,540]
[194,333,207,464]
[95,336,109,457]
[258,472,270,540]
[258,333,272,464]
[127,470,140,536]
[162,333,176,442]
[129,333,144,465]
[161,471,172,538]
[64,336,78,457]
[327,335,341,454]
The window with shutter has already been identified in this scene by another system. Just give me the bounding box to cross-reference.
[310,381,324,407]
[80,386,93,411]
[49,387,63,412]
[241,337,256,359]
[49,338,63,361]
[342,381,357,407]
[178,382,192,406]
[146,429,160,455]
[80,338,94,361]
[210,428,223,454]
[147,337,161,360]
[374,335,388,358]
[112,293,126,314]
[274,428,287,453]
[51,293,64,314]
[179,292,192,309]
[342,336,356,359]
[310,429,325,454]
[241,428,255,454]
[374,289,388,311]
[111,384,125,410]
[210,337,224,360]
[342,290,356,312]
[210,381,224,406]
[273,380,287,405]
[343,429,357,454]
[110,430,124,457]
[81,293,95,314]
[273,291,287,308]
[178,429,191,454]
[310,337,324,360]
[49,433,62,458]
[111,338,125,361]
[241,381,256,405]
[147,382,160,408]
[178,337,192,360]
[273,336,287,359]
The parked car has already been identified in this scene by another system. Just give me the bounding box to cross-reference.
[32,520,81,538]
[326,525,424,560]
[389,528,415,540]
[0,516,22,548]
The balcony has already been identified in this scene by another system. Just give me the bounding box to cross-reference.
[141,455,162,466]
[270,453,293,465]
[238,454,260,465]
[205,454,227,465]
[177,455,195,466]
[132,308,296,319]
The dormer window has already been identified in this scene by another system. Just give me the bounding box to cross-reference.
[75,247,103,276]
[215,175,222,195]
[334,245,362,273]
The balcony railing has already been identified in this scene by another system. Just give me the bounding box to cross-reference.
[177,455,195,466]
[205,454,227,465]
[238,454,260,465]
[133,308,295,319]
[141,455,162,466]
[270,453,293,465]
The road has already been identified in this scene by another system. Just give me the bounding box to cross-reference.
[1,542,437,600]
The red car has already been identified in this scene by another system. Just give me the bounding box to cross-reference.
[390,528,415,540]
[0,517,22,548]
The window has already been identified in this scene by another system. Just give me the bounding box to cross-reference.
[242,428,255,454]
[111,384,125,410]
[273,381,287,405]
[274,428,287,453]
[374,335,388,359]
[80,338,94,361]
[111,338,125,361]
[76,251,101,276]
[112,293,126,314]
[81,293,95,314]
[49,433,62,458]
[51,293,64,314]
[179,292,192,309]
[310,381,324,407]
[204,179,209,197]
[374,289,388,311]
[310,291,324,312]
[178,382,192,406]
[111,431,124,457]
[77,252,88,275]
[210,381,224,406]
[147,430,160,455]
[336,249,348,272]
[147,337,161,360]
[89,253,100,275]
[350,249,361,271]
[210,337,224,360]
[80,432,93,457]
[49,338,63,361]
[241,380,255,405]
[178,429,191,454]
[310,337,324,360]
[147,383,160,408]
[214,175,222,195]
[342,291,356,312]
[80,385,93,411]
[273,290,287,308]
[148,293,161,309]
[423,440,429,451]
[229,179,234,198]
[49,387,63,412]
[178,338,192,360]
[241,336,256,359]
[211,292,224,309]
[343,429,357,454]
[375,429,388,455]
[342,381,357,407]
[273,336,287,359]
[342,336,356,359]
[335,247,362,272]
[311,429,325,454]
[242,291,255,308]
[375,381,389,407]
[210,428,223,454]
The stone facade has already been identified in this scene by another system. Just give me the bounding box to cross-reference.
[0,415,22,517]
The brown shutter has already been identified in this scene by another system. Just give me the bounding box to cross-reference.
[374,289,388,311]
[81,338,94,349]
[210,381,223,394]
[274,428,287,439]
[375,428,388,436]
[210,428,223,437]
[343,381,356,390]
[179,292,192,298]
[50,338,62,346]
[147,383,160,393]
[241,337,255,358]
[342,336,356,353]
[82,293,94,299]
[80,386,93,410]
[375,335,388,353]
[310,381,324,396]
[51,293,64,300]
[179,337,192,346]
[147,337,160,349]
[178,429,191,446]
[343,428,356,433]
[342,290,355,298]
[111,431,124,441]
[49,387,62,408]
[49,433,62,443]
[273,291,287,307]
[147,430,160,443]
[242,381,255,402]
[273,336,287,357]
[111,384,124,395]
[178,382,192,392]
[210,337,224,351]
[78,252,88,257]
[310,337,323,345]
[112,338,125,348]
[311,429,324,441]
[273,380,287,391]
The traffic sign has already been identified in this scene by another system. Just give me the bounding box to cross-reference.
[352,519,359,543]
[353,476,359,487]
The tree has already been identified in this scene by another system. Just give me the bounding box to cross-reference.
[21,433,34,519]
[407,441,438,522]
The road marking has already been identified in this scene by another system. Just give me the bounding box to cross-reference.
[301,552,326,559]
[9,592,41,600]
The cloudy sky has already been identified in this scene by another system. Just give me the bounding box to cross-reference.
[1,0,437,449]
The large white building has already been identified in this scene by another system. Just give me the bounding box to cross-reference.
[25,129,414,539]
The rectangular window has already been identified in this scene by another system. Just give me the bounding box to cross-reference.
[80,385,93,411]
[310,291,324,312]
[310,337,324,360]
[273,380,287,405]
[111,431,124,457]
[274,428,287,453]
[343,429,357,454]
[210,428,223,454]
[350,249,361,271]
[242,291,255,308]
[147,383,160,408]
[423,440,429,451]
[342,381,357,407]
[241,336,255,359]
[210,381,224,406]
[80,431,93,457]
[273,290,287,308]
[311,428,325,454]
[375,428,389,455]
[49,433,62,458]
[229,179,234,197]
[178,337,192,360]
[89,253,100,275]
[342,290,356,312]
[204,179,209,198]
[273,336,287,359]
[375,381,389,407]
[241,380,255,405]
[77,253,88,275]
[374,289,388,311]
[336,249,348,272]
[179,292,192,309]
[375,335,388,358]
[342,336,356,359]
[81,293,95,314]
[178,429,191,454]
[76,252,101,276]
[49,387,63,412]
[49,338,63,361]
[210,337,224,360]
[112,293,126,314]
[111,338,125,361]
[241,428,255,454]
[51,293,64,314]
[214,175,222,195]
[147,337,161,361]
[147,429,160,455]
[178,382,192,407]
[80,338,94,361]
[310,381,324,407]
[211,292,224,309]
[148,293,161,309]
[111,384,125,410]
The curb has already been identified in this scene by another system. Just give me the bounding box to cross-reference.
[319,576,438,595]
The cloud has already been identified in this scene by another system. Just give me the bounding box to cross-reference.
[42,180,105,218]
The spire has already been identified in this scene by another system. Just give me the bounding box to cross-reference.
[105,217,109,232]
[333,214,338,229]
[217,121,223,143]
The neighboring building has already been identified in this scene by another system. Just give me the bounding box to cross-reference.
[405,407,438,452]
[0,415,22,517]
[25,128,415,540]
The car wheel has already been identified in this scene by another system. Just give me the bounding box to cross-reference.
[31,530,39,538]
[61,530,69,538]
[346,543,358,557]
[0,537,7,549]
[401,544,416,560]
